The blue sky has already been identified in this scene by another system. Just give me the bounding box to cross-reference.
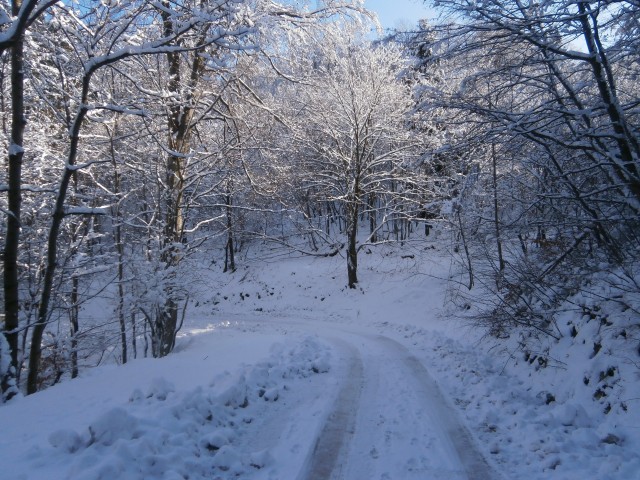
[364,0,436,30]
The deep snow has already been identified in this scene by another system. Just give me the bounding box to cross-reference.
[1,230,639,479]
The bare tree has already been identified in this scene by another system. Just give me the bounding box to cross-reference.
[1,0,59,401]
[284,30,420,287]
[425,0,640,335]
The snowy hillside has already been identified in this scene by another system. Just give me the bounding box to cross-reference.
[1,234,639,480]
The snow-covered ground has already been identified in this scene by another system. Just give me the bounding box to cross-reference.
[2,231,639,479]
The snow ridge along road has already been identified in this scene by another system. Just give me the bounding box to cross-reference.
[304,332,499,480]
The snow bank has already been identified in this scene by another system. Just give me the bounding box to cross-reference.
[7,335,332,480]
[380,318,640,479]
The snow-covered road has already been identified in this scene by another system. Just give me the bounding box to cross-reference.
[224,310,499,479]
[279,324,499,480]
[336,334,495,480]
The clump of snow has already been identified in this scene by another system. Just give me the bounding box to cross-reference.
[273,336,333,377]
[200,427,235,451]
[87,407,142,446]
[48,429,83,453]
[145,377,175,401]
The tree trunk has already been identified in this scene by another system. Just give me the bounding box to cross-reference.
[155,301,178,358]
[27,165,74,394]
[115,227,127,364]
[2,0,25,400]
[347,201,358,288]
[156,13,184,360]
[108,125,128,364]
[26,73,92,394]
[491,144,505,276]
[68,167,84,379]
[368,193,377,243]
[224,193,235,272]
[456,209,474,290]
[155,3,205,357]
[131,312,137,360]
[69,276,79,379]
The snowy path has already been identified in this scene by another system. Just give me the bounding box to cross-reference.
[300,339,363,480]
[290,326,499,480]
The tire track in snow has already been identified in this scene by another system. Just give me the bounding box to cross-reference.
[299,339,364,480]
[375,335,498,480]
[302,333,499,480]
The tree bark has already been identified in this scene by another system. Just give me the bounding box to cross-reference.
[108,124,127,364]
[224,193,236,273]
[69,276,79,379]
[368,193,377,243]
[26,72,92,394]
[2,0,26,400]
[491,144,505,275]
[155,2,206,357]
[347,201,358,288]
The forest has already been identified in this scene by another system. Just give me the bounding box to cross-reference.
[1,0,639,407]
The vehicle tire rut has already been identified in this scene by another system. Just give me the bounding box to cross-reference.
[299,339,364,480]
[378,335,498,480]
[301,333,499,480]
